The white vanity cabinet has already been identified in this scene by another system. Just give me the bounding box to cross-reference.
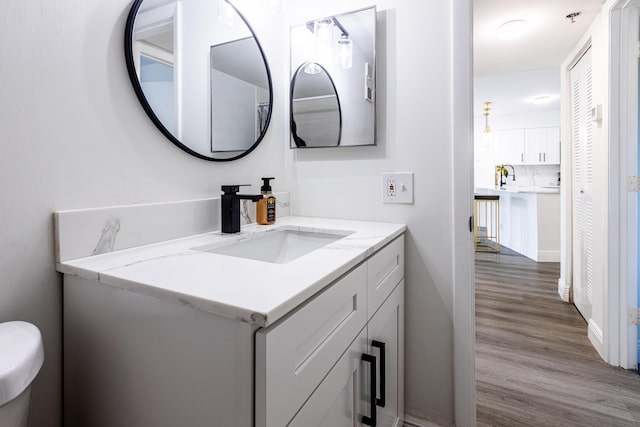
[59,216,405,427]
[256,236,405,427]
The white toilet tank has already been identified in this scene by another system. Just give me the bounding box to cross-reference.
[0,321,44,427]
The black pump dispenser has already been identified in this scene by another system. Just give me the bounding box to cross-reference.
[261,177,274,192]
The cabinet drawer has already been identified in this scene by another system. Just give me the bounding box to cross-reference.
[255,264,368,427]
[367,235,404,318]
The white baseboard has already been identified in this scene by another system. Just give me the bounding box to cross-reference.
[537,250,560,262]
[557,277,570,302]
[588,319,607,361]
[403,414,443,427]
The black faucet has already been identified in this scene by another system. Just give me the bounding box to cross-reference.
[221,185,263,233]
[500,164,516,188]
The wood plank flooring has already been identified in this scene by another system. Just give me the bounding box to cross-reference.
[475,248,640,427]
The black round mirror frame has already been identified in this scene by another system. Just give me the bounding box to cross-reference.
[290,62,342,148]
[124,0,274,162]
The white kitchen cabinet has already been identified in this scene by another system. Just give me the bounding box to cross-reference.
[492,129,525,165]
[542,127,561,164]
[524,127,560,165]
[493,127,560,166]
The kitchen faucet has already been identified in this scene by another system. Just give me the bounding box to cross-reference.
[500,164,516,188]
[220,185,263,233]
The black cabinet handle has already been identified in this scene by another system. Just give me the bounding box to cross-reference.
[372,340,386,407]
[361,353,377,426]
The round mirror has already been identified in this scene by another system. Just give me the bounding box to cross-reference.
[290,62,342,147]
[124,0,273,161]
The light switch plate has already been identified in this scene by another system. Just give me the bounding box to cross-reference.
[382,172,414,204]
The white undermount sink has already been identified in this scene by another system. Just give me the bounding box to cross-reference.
[192,228,353,264]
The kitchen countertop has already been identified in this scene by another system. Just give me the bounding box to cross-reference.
[57,216,406,327]
[475,186,560,194]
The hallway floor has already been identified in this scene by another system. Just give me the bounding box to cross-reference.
[475,248,640,426]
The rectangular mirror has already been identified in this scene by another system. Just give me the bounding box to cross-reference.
[290,7,376,148]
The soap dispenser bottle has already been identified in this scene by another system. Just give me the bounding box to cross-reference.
[257,177,276,225]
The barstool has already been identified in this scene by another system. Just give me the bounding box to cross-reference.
[474,194,500,253]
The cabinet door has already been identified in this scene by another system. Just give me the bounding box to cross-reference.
[524,127,561,164]
[493,129,525,165]
[288,329,368,427]
[542,127,560,164]
[367,281,404,427]
[524,128,543,164]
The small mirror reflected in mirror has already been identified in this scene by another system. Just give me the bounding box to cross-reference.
[291,62,342,147]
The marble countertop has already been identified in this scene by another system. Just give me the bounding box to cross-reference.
[57,216,406,327]
[476,186,560,194]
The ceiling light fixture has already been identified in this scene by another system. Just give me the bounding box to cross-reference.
[496,20,528,40]
[566,12,581,24]
[533,95,552,104]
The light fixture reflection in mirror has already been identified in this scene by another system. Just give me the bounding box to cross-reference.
[124,0,273,161]
[290,6,375,148]
[304,62,322,74]
[258,0,283,15]
[217,0,236,25]
[336,34,352,69]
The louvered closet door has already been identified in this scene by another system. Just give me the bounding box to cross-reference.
[570,47,594,320]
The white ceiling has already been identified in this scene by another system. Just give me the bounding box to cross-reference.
[473,0,604,116]
[474,0,604,76]
[475,68,561,117]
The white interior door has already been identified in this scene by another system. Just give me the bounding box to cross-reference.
[570,47,594,320]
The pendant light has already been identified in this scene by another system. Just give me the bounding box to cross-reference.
[483,101,492,133]
[482,101,492,147]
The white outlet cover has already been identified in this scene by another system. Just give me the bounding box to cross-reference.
[382,172,414,204]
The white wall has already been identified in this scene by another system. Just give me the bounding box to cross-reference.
[285,1,471,424]
[0,1,286,425]
[1,0,472,425]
